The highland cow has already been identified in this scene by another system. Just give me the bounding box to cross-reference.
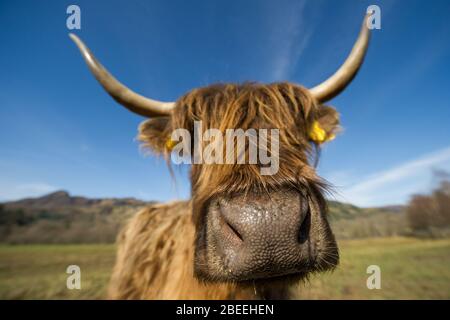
[70,15,371,299]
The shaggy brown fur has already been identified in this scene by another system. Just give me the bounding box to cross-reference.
[109,82,340,299]
[109,201,244,299]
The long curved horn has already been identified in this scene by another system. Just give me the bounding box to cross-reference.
[309,14,371,103]
[69,34,175,117]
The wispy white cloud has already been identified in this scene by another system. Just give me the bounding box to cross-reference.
[268,0,313,80]
[329,146,450,207]
[0,182,58,201]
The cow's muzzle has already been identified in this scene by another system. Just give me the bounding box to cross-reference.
[206,188,338,281]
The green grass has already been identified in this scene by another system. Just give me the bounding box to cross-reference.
[0,237,449,299]
[297,237,450,299]
[0,244,116,299]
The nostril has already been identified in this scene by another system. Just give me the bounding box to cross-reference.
[225,220,243,242]
[217,199,244,244]
[298,210,310,244]
[217,205,244,244]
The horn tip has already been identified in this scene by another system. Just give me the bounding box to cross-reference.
[363,12,373,33]
[68,33,78,42]
[68,33,83,48]
[68,33,91,62]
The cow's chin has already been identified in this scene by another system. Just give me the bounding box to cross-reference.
[193,189,339,284]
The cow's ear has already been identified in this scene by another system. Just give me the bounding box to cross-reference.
[309,106,340,144]
[138,117,172,155]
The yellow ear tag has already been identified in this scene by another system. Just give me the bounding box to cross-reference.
[309,121,333,144]
[166,138,177,151]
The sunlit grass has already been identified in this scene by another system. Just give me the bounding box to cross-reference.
[0,237,449,299]
[0,244,116,299]
[296,237,450,299]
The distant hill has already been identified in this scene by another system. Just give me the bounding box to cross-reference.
[0,191,153,244]
[5,190,147,209]
[326,200,407,239]
[327,200,405,219]
[0,191,406,243]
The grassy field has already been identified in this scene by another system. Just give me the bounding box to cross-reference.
[0,237,449,299]
[297,237,450,299]
[0,244,116,299]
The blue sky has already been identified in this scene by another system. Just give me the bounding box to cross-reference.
[1,0,449,207]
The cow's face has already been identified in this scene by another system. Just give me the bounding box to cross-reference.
[70,13,369,287]
[139,83,340,283]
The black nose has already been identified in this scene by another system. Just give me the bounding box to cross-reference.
[211,189,314,280]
